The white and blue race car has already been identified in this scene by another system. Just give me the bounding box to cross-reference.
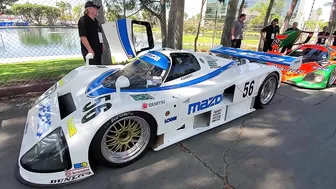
[16,18,302,186]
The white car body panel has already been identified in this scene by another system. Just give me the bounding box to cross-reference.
[16,18,287,186]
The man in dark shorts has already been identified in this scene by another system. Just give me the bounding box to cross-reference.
[78,1,104,65]
[231,14,246,48]
[260,18,280,52]
[316,26,330,45]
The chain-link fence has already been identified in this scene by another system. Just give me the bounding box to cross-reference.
[0,0,325,96]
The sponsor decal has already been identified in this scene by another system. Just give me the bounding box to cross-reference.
[188,94,223,115]
[313,66,330,72]
[51,172,92,184]
[37,97,51,137]
[130,94,155,101]
[144,53,161,61]
[81,95,112,124]
[58,79,64,87]
[142,103,148,110]
[212,109,222,123]
[148,100,165,107]
[204,56,220,69]
[67,117,77,138]
[96,65,108,68]
[272,65,304,74]
[110,112,134,124]
[181,74,192,80]
[64,162,89,177]
[165,116,177,123]
[74,162,88,169]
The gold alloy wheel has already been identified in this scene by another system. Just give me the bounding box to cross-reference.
[101,116,150,164]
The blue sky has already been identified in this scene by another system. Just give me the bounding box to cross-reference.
[15,0,333,21]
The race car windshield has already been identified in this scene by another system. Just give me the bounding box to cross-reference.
[288,47,328,63]
[102,58,165,89]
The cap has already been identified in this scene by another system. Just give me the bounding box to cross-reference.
[85,1,100,9]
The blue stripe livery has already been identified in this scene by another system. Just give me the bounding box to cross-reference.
[85,61,236,98]
[139,51,169,70]
[116,19,135,58]
[210,46,298,66]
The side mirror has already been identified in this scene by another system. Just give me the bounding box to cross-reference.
[85,53,94,66]
[114,75,130,102]
[239,58,250,65]
[115,75,130,90]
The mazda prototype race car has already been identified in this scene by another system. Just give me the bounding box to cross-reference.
[16,19,302,187]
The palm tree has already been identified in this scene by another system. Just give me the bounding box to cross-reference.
[257,0,275,51]
[167,0,185,49]
[219,0,239,47]
[238,0,245,17]
[194,0,206,51]
[280,0,299,33]
[327,0,336,45]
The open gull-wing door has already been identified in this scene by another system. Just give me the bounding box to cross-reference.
[102,18,154,63]
[271,30,314,52]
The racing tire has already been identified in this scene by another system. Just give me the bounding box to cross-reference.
[327,67,336,87]
[90,111,156,168]
[254,72,279,109]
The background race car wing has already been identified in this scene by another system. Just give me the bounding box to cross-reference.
[210,46,302,69]
[102,18,154,63]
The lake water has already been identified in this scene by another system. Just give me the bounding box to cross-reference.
[0,27,164,63]
[0,27,82,62]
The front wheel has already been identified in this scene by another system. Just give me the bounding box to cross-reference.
[254,73,279,109]
[327,67,336,87]
[90,112,154,168]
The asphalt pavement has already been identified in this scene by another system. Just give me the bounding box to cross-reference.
[1,84,336,189]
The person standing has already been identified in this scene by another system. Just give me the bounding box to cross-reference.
[285,22,299,32]
[78,1,104,65]
[231,14,246,48]
[281,22,300,53]
[332,30,336,46]
[316,26,330,45]
[260,18,280,52]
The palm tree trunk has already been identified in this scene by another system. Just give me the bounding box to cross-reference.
[280,0,298,33]
[328,0,336,45]
[257,0,275,51]
[238,0,245,17]
[220,0,239,47]
[194,0,206,51]
[174,0,185,50]
[167,0,177,48]
[93,0,112,65]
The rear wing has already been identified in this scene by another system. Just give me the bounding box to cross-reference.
[210,46,302,69]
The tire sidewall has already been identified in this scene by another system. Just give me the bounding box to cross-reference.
[327,67,336,87]
[90,111,155,168]
[254,73,279,109]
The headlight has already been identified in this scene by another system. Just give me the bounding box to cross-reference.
[314,75,325,83]
[34,84,57,106]
[20,127,72,173]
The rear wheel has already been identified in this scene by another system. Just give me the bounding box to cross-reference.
[90,112,155,167]
[254,73,279,109]
[327,67,336,87]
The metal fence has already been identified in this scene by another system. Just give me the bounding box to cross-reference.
[0,0,318,96]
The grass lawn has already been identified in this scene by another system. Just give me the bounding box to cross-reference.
[0,58,84,85]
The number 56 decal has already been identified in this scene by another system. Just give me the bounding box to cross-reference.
[81,95,112,124]
[243,80,255,98]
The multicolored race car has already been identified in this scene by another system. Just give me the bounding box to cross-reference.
[212,30,336,89]
[267,44,336,89]
[267,30,336,89]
